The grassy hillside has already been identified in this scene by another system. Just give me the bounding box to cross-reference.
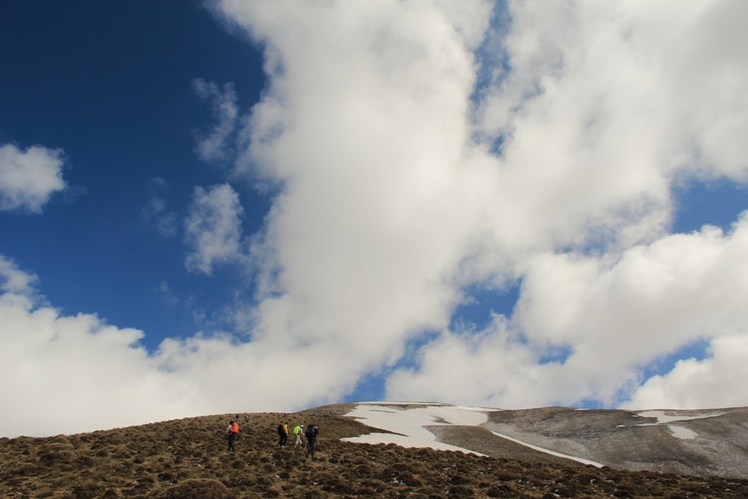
[2,409,748,498]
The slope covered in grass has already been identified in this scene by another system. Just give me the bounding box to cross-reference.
[2,408,748,498]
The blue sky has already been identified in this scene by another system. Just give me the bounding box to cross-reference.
[0,0,268,350]
[2,0,748,438]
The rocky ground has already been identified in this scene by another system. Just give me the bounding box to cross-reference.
[2,408,748,498]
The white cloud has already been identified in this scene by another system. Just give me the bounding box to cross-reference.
[206,0,748,412]
[217,0,493,374]
[0,143,67,213]
[385,318,549,408]
[0,256,371,437]
[0,255,37,295]
[184,183,245,274]
[624,334,748,410]
[0,256,190,437]
[390,215,748,408]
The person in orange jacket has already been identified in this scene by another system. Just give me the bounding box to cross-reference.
[226,420,239,451]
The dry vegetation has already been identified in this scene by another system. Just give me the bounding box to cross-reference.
[2,409,748,498]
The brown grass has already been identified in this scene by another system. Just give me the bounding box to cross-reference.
[2,410,748,498]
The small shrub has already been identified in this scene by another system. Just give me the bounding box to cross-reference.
[152,478,234,499]
[448,484,475,496]
[486,484,516,497]
[70,480,102,499]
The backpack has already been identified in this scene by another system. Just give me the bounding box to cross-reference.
[277,424,284,436]
[305,424,318,438]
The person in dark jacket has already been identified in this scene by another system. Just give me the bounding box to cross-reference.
[304,423,319,458]
[278,422,288,447]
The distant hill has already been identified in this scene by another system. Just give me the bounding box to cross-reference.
[479,405,748,478]
[2,403,748,498]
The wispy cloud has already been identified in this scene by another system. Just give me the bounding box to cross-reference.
[157,281,180,306]
[193,78,240,164]
[142,178,179,238]
[184,183,245,274]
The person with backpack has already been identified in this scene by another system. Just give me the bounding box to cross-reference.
[278,422,288,447]
[293,424,305,448]
[226,420,239,452]
[304,423,319,458]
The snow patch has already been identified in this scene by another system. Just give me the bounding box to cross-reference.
[635,410,724,426]
[668,424,698,440]
[342,403,492,453]
[343,432,486,455]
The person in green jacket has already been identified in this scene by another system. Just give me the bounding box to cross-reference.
[293,424,305,448]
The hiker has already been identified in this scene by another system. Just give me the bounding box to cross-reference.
[244,414,249,423]
[304,423,319,458]
[226,420,239,452]
[293,424,305,448]
[278,422,288,447]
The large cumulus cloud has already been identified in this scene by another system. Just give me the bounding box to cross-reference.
[214,0,748,410]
